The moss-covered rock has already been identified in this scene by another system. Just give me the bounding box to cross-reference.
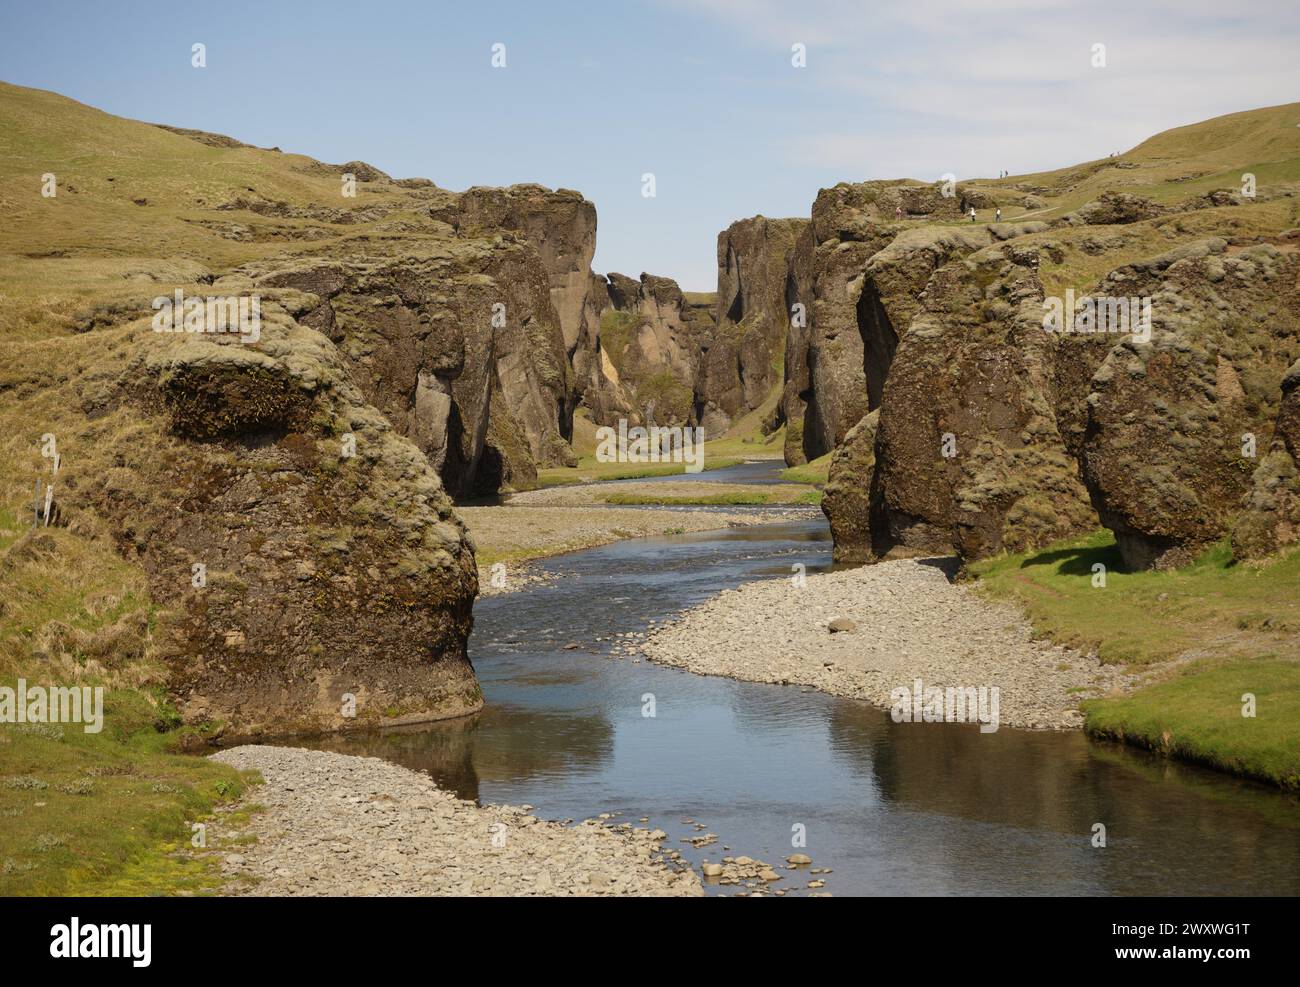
[1080,243,1300,568]
[821,410,878,561]
[1232,359,1300,559]
[79,303,484,737]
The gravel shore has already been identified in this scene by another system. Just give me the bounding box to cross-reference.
[210,746,702,896]
[639,559,1134,730]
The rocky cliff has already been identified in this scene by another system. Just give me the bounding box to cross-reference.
[786,109,1300,568]
[584,272,712,429]
[1079,239,1300,568]
[707,217,812,438]
[0,82,596,738]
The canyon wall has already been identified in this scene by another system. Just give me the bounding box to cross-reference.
[797,171,1300,569]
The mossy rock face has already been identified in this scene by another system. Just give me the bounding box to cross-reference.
[803,179,1045,460]
[256,233,573,496]
[154,354,307,440]
[1081,244,1300,569]
[1233,359,1300,560]
[42,306,486,738]
[585,271,715,431]
[822,410,878,561]
[804,214,1080,562]
[713,216,812,428]
[868,243,1099,561]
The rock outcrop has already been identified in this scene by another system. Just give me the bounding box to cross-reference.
[1234,359,1300,560]
[73,295,481,737]
[868,236,1098,562]
[707,217,812,437]
[800,183,1007,461]
[791,158,1300,570]
[431,183,597,364]
[1080,241,1300,568]
[587,272,711,429]
[1059,191,1167,227]
[258,234,575,498]
[821,410,878,561]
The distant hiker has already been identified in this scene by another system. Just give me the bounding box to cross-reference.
[895,205,903,219]
[995,207,1002,222]
[969,206,976,222]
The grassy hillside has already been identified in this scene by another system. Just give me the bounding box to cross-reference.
[0,81,433,893]
[955,101,1300,225]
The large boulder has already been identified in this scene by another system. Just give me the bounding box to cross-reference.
[821,410,879,561]
[1233,359,1300,559]
[74,296,481,737]
[1059,191,1168,227]
[868,239,1098,561]
[1081,241,1300,568]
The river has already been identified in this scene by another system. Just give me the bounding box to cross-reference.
[308,512,1300,896]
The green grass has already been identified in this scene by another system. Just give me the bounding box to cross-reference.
[968,530,1300,666]
[0,523,251,895]
[1084,658,1300,789]
[600,489,822,506]
[0,686,253,894]
[780,452,831,485]
[969,529,1300,787]
[537,456,744,486]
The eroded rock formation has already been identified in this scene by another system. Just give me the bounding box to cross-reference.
[1234,359,1300,560]
[77,296,481,737]
[1080,241,1300,568]
[586,272,711,429]
[708,217,812,437]
[258,231,575,497]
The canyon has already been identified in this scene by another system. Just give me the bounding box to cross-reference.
[2,82,1299,745]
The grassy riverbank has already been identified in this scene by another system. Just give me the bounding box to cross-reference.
[0,518,251,894]
[601,489,821,506]
[779,453,832,485]
[538,407,785,487]
[969,530,1300,788]
[538,456,743,486]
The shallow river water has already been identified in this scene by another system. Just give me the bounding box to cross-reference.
[310,515,1300,896]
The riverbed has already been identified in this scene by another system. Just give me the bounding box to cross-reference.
[306,515,1300,896]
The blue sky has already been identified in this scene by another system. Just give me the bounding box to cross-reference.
[2,0,1298,289]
